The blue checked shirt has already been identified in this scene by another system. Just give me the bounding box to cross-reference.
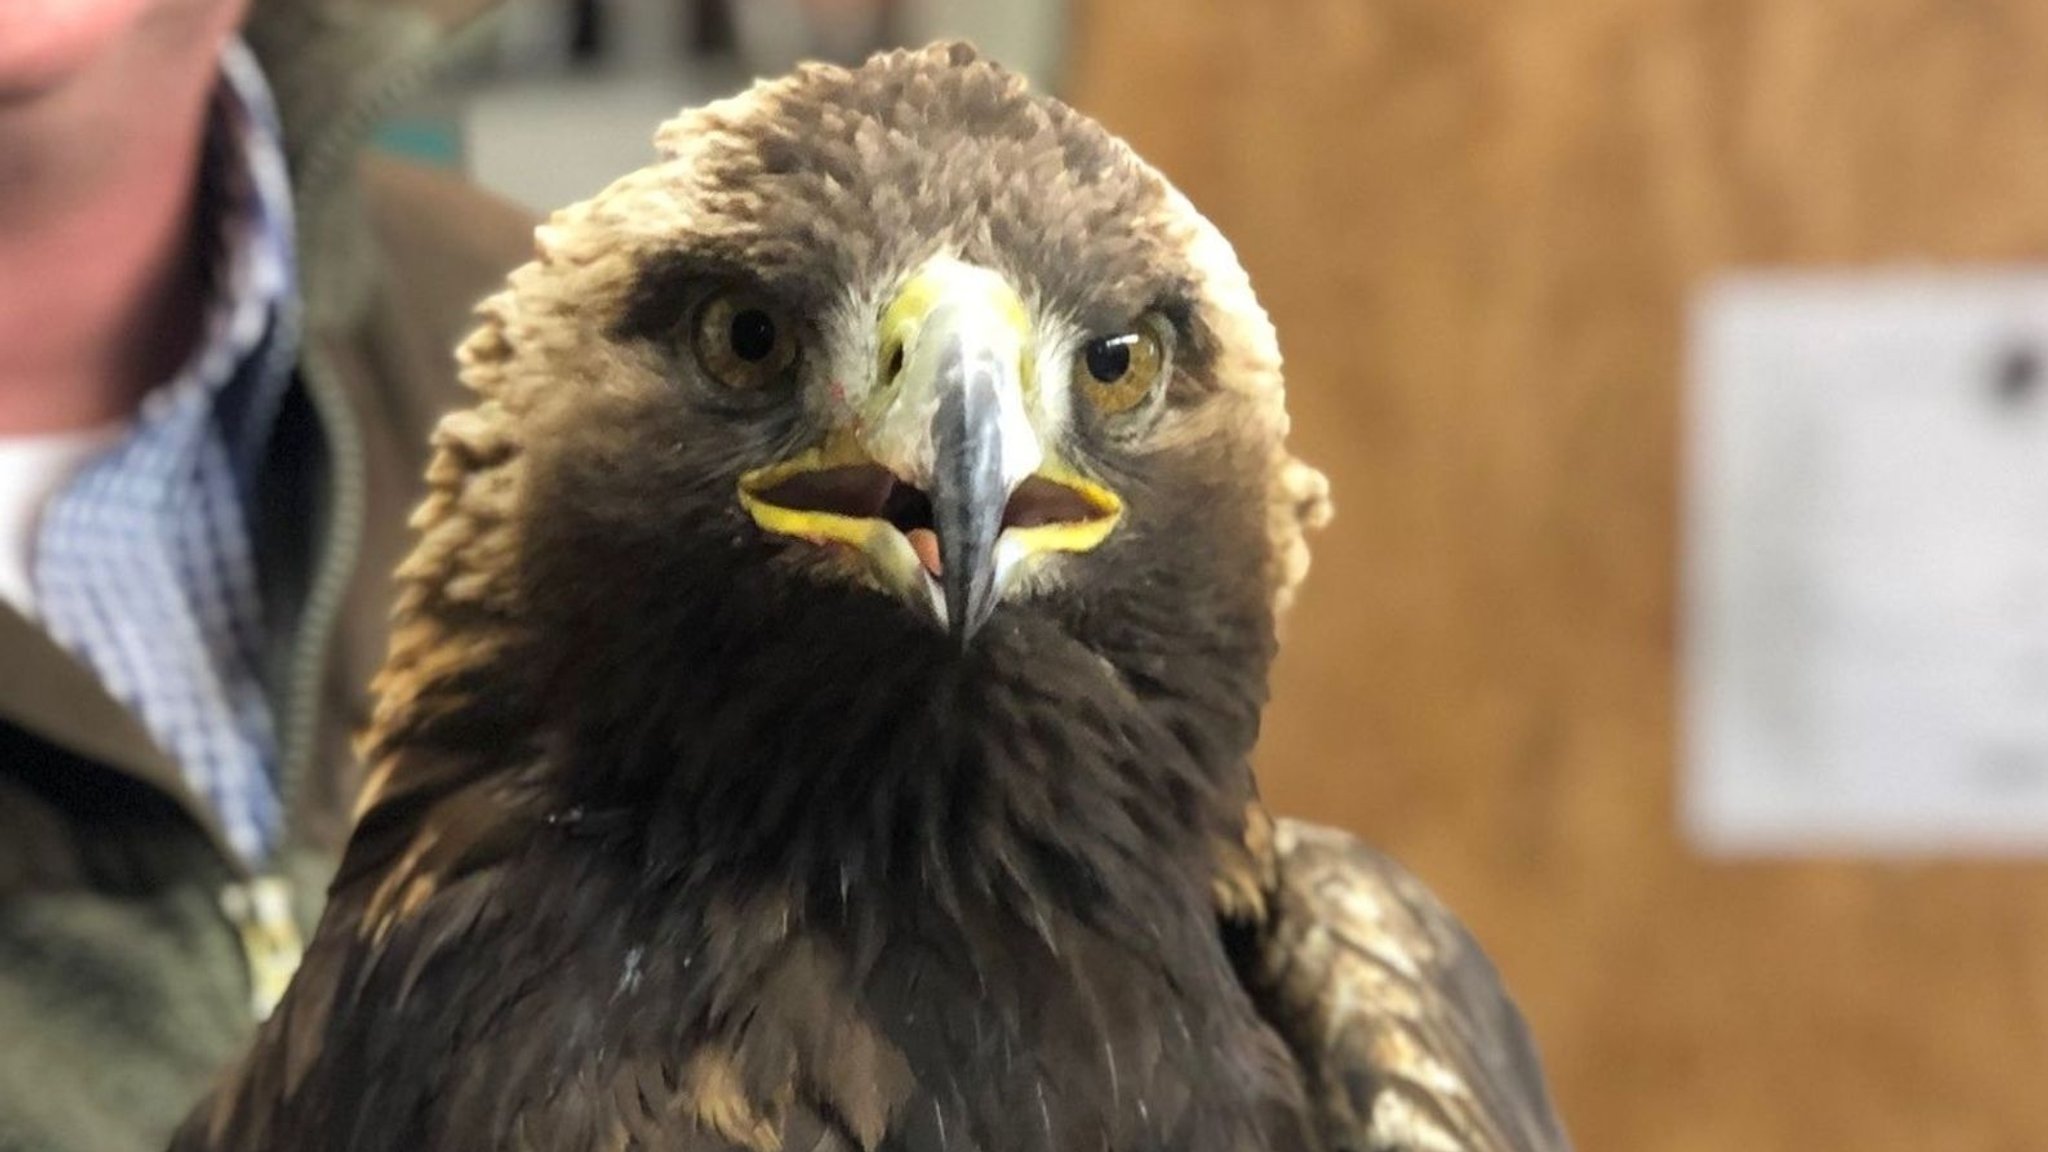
[32,41,301,865]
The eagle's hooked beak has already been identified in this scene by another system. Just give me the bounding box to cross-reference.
[922,296,1012,641]
[738,257,1122,643]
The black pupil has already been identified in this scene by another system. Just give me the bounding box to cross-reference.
[1085,335,1134,383]
[730,309,778,363]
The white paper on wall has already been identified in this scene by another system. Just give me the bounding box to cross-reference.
[1686,272,2048,856]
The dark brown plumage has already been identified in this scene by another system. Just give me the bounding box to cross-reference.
[173,43,1569,1152]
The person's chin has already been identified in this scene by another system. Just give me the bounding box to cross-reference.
[0,0,163,101]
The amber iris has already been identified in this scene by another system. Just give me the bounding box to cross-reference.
[1074,321,1166,415]
[693,291,799,390]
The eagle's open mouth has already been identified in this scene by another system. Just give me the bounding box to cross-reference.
[749,464,1116,575]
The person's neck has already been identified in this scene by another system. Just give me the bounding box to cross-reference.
[0,34,220,435]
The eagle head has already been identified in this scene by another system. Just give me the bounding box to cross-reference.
[368,42,1329,874]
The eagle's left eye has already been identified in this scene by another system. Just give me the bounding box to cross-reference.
[692,290,799,391]
[1073,315,1169,416]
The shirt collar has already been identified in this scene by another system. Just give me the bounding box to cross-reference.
[140,37,301,479]
[216,35,297,289]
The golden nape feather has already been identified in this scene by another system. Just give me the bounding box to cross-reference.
[178,42,1567,1152]
[1247,821,1573,1151]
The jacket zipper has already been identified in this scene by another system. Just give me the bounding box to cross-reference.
[275,31,457,842]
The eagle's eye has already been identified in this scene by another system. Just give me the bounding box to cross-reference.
[1074,316,1169,416]
[692,290,799,391]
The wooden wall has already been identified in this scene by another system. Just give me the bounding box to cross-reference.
[1064,2,2048,1148]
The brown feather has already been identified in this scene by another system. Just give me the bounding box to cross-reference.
[1234,820,1573,1152]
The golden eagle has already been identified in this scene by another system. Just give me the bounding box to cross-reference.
[176,42,1569,1152]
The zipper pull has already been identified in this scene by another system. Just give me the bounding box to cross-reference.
[219,875,304,1021]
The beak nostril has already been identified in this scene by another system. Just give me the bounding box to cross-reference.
[883,343,906,388]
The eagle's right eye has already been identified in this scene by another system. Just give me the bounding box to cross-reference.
[691,290,799,391]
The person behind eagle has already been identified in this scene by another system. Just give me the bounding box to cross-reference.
[0,4,1567,1152]
[0,1,529,1147]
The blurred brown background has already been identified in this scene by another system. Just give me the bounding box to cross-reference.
[436,0,2048,1146]
[1057,1,2048,1149]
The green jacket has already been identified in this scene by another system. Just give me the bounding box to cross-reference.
[0,3,531,1148]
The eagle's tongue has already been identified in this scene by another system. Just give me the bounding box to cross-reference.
[907,527,943,577]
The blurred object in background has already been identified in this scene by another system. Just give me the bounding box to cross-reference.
[887,0,1067,89]
[432,0,1067,214]
[729,0,893,74]
[1687,273,2048,858]
[460,0,739,214]
[723,0,1066,83]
